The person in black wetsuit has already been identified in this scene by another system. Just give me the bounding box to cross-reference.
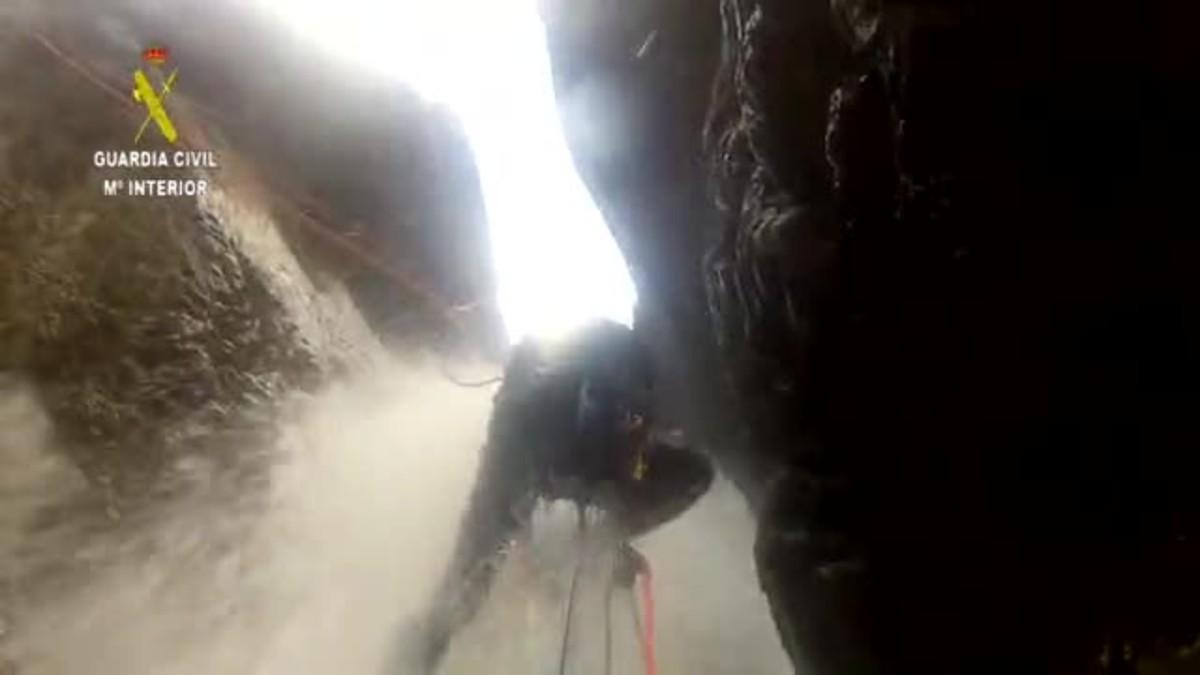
[404,320,714,673]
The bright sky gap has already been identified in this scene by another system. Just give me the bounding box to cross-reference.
[254,0,638,344]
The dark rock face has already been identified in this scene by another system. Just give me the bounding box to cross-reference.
[547,0,1199,672]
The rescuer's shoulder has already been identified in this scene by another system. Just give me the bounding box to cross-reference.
[501,339,544,384]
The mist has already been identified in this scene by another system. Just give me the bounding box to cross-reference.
[0,361,787,675]
[1,3,788,671]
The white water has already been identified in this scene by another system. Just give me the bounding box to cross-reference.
[0,366,488,674]
[0,363,788,675]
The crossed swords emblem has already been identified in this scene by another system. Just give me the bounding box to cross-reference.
[132,67,179,144]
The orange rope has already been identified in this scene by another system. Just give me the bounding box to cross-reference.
[639,567,658,675]
[28,30,137,111]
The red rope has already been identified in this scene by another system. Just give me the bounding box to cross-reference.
[639,566,658,675]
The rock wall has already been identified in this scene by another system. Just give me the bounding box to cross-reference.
[1,25,330,507]
[542,0,784,504]
[545,0,1200,672]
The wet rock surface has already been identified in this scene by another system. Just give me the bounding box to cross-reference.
[0,13,505,654]
[1,1,499,503]
[546,0,1200,672]
[542,0,780,504]
[1,37,297,506]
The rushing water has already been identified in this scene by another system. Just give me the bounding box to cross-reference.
[0,362,788,675]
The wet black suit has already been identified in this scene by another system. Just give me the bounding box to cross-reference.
[412,321,713,672]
